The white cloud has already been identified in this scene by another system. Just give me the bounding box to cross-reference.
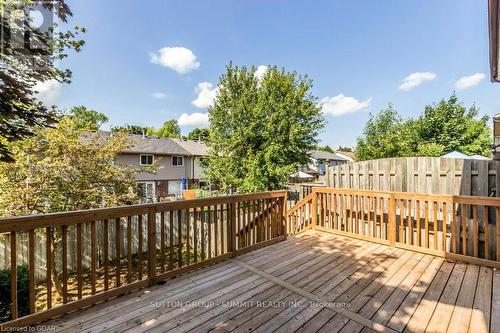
[320,94,371,117]
[254,65,268,81]
[152,92,167,99]
[398,72,437,91]
[192,82,219,109]
[454,73,485,90]
[178,112,209,127]
[150,47,200,74]
[33,79,62,105]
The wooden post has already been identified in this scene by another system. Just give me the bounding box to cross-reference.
[147,207,157,286]
[282,193,288,239]
[229,201,237,257]
[311,189,318,228]
[388,193,396,246]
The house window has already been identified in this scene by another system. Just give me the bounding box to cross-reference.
[140,154,154,165]
[172,156,184,166]
[137,181,155,203]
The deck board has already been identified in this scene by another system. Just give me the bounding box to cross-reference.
[36,230,497,333]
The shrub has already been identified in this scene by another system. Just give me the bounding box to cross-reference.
[0,265,30,323]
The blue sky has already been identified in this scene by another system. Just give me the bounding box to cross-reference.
[41,0,499,148]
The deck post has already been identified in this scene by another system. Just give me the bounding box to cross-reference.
[147,207,157,286]
[282,193,288,239]
[388,193,396,246]
[229,201,237,257]
[311,189,318,229]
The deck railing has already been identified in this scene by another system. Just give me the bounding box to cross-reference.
[0,191,287,328]
[287,187,500,268]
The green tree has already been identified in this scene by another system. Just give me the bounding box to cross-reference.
[356,104,412,161]
[415,94,491,156]
[187,128,210,142]
[205,63,324,192]
[69,105,108,130]
[111,124,145,135]
[0,0,85,161]
[0,117,139,217]
[338,146,353,152]
[154,120,181,138]
[316,145,334,153]
[355,95,492,160]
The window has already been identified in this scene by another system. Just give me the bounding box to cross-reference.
[137,182,156,203]
[140,154,154,165]
[172,156,184,166]
[168,180,182,195]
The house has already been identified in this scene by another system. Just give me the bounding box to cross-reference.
[335,150,355,162]
[115,134,208,202]
[299,150,349,177]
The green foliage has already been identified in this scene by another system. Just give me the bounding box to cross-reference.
[416,143,446,157]
[0,118,140,217]
[111,124,144,135]
[205,63,325,192]
[0,265,29,322]
[153,120,181,138]
[69,106,108,130]
[187,128,210,142]
[337,146,353,152]
[356,95,492,161]
[316,145,334,153]
[356,104,412,161]
[0,0,85,161]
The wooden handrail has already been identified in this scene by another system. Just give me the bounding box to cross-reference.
[286,192,314,215]
[0,191,288,328]
[297,187,500,268]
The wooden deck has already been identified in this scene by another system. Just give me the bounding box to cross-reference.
[37,230,500,333]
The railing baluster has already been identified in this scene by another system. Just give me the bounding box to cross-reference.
[28,229,35,314]
[127,216,132,283]
[461,204,467,255]
[62,225,68,302]
[483,207,489,260]
[115,218,121,287]
[416,200,421,247]
[186,208,191,265]
[214,204,219,257]
[169,211,174,269]
[10,231,17,319]
[103,220,109,290]
[138,214,143,280]
[472,205,479,257]
[160,212,165,272]
[208,206,212,257]
[76,222,83,299]
[91,221,97,294]
[424,201,429,248]
[46,227,52,309]
[178,210,183,267]
[442,203,447,252]
[194,207,198,262]
[496,207,500,261]
[433,201,438,250]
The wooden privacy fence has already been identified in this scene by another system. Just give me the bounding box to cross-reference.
[0,191,287,328]
[286,187,500,268]
[326,157,500,196]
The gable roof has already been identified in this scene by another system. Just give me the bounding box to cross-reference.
[171,138,209,156]
[93,131,208,156]
[310,150,348,161]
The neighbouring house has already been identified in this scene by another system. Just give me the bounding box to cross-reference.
[298,150,349,179]
[114,133,208,202]
[335,150,355,162]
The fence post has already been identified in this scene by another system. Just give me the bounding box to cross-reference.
[229,201,237,257]
[388,193,396,246]
[312,189,318,229]
[147,206,157,286]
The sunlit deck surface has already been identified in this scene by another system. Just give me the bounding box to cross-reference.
[39,230,500,333]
